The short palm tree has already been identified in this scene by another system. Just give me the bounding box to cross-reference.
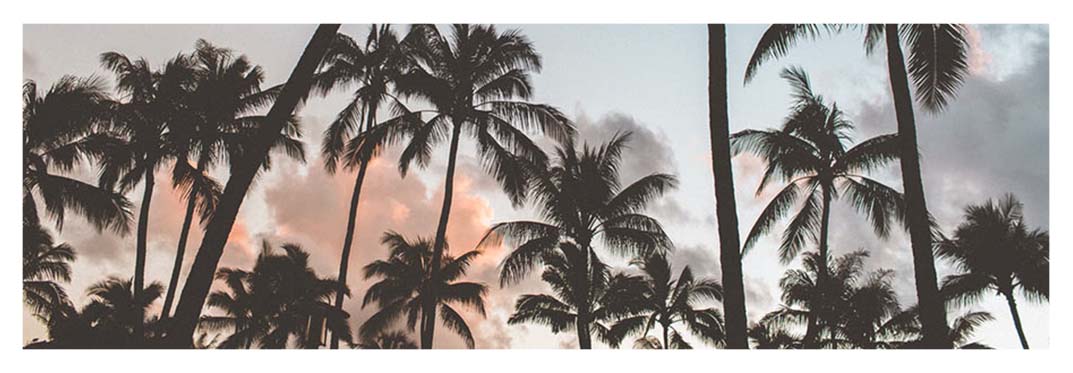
[609,252,726,349]
[767,250,874,347]
[81,277,165,346]
[365,24,572,348]
[731,67,903,347]
[199,242,350,349]
[894,307,995,349]
[936,194,1048,349]
[355,330,418,349]
[312,24,410,349]
[361,231,487,349]
[480,132,675,348]
[23,76,132,233]
[748,316,802,349]
[830,270,909,349]
[23,221,76,323]
[746,24,970,347]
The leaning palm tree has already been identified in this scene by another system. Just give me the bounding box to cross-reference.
[199,242,351,349]
[23,221,76,323]
[936,194,1048,349]
[609,252,726,349]
[23,76,132,233]
[745,24,969,347]
[731,67,903,347]
[312,24,410,349]
[364,24,572,348]
[355,330,418,349]
[480,132,675,348]
[361,231,487,349]
[167,24,340,347]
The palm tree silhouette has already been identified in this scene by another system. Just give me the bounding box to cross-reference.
[936,194,1048,349]
[312,24,410,349]
[707,23,749,349]
[199,241,351,349]
[360,231,487,349]
[167,24,340,347]
[355,330,418,349]
[481,132,674,349]
[608,252,725,349]
[745,24,970,347]
[747,317,802,349]
[159,40,306,323]
[23,77,132,233]
[23,221,75,324]
[731,67,903,346]
[359,24,573,348]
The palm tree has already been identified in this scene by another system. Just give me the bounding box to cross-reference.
[507,246,646,349]
[158,40,306,323]
[312,24,409,349]
[355,330,418,349]
[364,24,573,348]
[167,24,340,347]
[766,250,873,348]
[936,194,1048,349]
[97,51,197,339]
[480,132,674,349]
[745,24,970,347]
[360,231,487,349]
[23,76,132,233]
[707,23,749,349]
[831,270,910,349]
[608,252,726,349]
[747,316,802,349]
[731,67,903,346]
[82,277,165,347]
[199,242,351,349]
[23,221,76,324]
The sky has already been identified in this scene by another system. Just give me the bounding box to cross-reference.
[22,24,1049,349]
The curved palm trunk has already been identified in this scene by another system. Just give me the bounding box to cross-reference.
[883,24,950,348]
[160,190,197,321]
[165,24,340,348]
[420,121,465,349]
[707,24,749,349]
[133,170,154,342]
[803,185,832,349]
[329,158,370,349]
[1003,291,1030,349]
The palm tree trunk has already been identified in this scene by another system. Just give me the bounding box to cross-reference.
[576,314,592,349]
[1003,291,1030,349]
[133,170,154,341]
[662,323,670,349]
[160,189,197,321]
[803,185,833,349]
[165,24,340,348]
[707,24,749,349]
[420,121,465,349]
[305,315,325,349]
[329,157,370,349]
[883,24,950,348]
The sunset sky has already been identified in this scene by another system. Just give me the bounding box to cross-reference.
[23,24,1049,348]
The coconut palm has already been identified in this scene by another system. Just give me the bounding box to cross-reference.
[23,76,133,233]
[707,24,749,349]
[766,250,873,347]
[731,67,903,346]
[480,132,674,348]
[158,40,306,323]
[23,221,76,323]
[745,24,970,347]
[167,24,339,347]
[312,24,410,349]
[829,270,912,349]
[81,277,164,347]
[507,245,646,349]
[199,242,351,349]
[355,330,418,349]
[936,194,1048,349]
[362,24,572,348]
[747,316,802,349]
[608,252,726,349]
[361,231,487,349]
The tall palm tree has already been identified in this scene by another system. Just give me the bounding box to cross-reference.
[23,221,76,324]
[360,231,487,349]
[608,253,726,349]
[936,194,1048,349]
[158,40,306,323]
[312,24,410,349]
[167,24,340,347]
[23,76,132,233]
[507,245,646,349]
[355,330,418,349]
[745,24,969,347]
[480,132,674,349]
[707,23,749,349]
[364,24,572,348]
[199,242,350,349]
[731,67,903,346]
[97,52,198,339]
